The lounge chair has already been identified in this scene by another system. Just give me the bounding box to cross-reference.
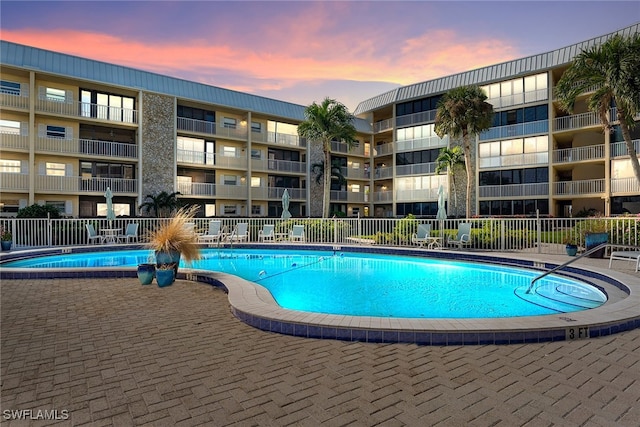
[229,222,249,242]
[86,223,104,244]
[609,250,640,272]
[198,220,225,243]
[258,224,275,242]
[448,223,472,249]
[290,225,305,242]
[117,223,139,243]
[411,224,432,247]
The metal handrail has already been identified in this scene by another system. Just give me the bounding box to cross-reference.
[526,243,639,294]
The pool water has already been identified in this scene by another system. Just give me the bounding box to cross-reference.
[3,249,607,318]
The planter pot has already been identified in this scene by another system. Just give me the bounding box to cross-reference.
[137,263,156,285]
[155,250,180,277]
[156,267,175,287]
[565,244,578,257]
[1,240,12,251]
[585,232,608,258]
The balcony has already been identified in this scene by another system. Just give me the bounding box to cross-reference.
[251,187,306,200]
[373,190,393,202]
[330,191,368,203]
[176,150,246,168]
[0,133,29,151]
[331,140,365,155]
[373,166,393,179]
[177,117,216,135]
[611,177,640,194]
[0,92,29,109]
[396,188,438,202]
[341,167,369,180]
[487,88,548,109]
[479,183,549,198]
[36,136,138,159]
[373,118,393,133]
[553,111,602,132]
[177,182,246,198]
[479,120,548,141]
[252,158,306,174]
[0,172,29,191]
[480,152,548,169]
[373,142,393,157]
[554,178,605,196]
[396,162,437,176]
[35,176,137,193]
[552,144,604,163]
[36,99,137,124]
[396,135,448,152]
[611,140,640,158]
[396,110,436,128]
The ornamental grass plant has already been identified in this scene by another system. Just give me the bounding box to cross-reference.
[146,205,201,262]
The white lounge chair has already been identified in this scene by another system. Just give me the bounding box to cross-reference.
[86,223,104,245]
[290,225,305,242]
[198,220,225,243]
[609,250,640,272]
[412,224,432,247]
[448,223,472,249]
[117,223,139,243]
[229,222,249,242]
[258,224,275,242]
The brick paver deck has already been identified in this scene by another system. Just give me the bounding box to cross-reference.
[2,276,639,426]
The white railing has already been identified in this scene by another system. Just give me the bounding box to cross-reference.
[267,131,302,147]
[479,120,548,141]
[553,111,602,131]
[35,99,138,124]
[0,172,29,191]
[34,176,137,193]
[554,179,605,195]
[552,144,604,163]
[373,118,393,133]
[479,183,549,198]
[611,177,640,194]
[252,159,306,173]
[479,152,548,169]
[0,133,29,150]
[3,216,636,255]
[0,92,30,109]
[611,140,640,158]
[177,117,216,135]
[35,136,138,159]
[396,135,448,152]
[177,182,246,198]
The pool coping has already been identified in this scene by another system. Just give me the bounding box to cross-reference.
[2,244,639,345]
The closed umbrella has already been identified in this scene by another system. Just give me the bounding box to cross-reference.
[436,185,447,240]
[105,187,116,227]
[281,189,291,219]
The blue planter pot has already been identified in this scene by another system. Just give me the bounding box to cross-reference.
[585,232,608,258]
[565,244,578,257]
[156,268,175,287]
[1,240,12,251]
[137,263,156,285]
[155,250,180,278]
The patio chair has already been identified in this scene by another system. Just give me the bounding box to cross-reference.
[229,222,249,242]
[198,220,225,243]
[258,224,275,242]
[85,223,104,245]
[290,225,305,242]
[608,250,640,272]
[117,223,139,243]
[411,224,432,247]
[448,223,472,249]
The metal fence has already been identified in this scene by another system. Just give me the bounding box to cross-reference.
[1,216,638,256]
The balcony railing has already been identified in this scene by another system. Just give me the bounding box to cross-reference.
[0,172,29,191]
[373,143,393,156]
[553,111,602,132]
[479,183,549,198]
[176,150,247,168]
[479,120,548,141]
[0,133,29,150]
[373,190,393,202]
[251,187,306,200]
[373,166,393,179]
[395,110,437,127]
[611,140,640,158]
[0,92,29,109]
[554,179,605,195]
[396,188,438,201]
[396,135,448,152]
[177,182,246,198]
[252,158,306,174]
[341,167,369,180]
[479,152,548,169]
[35,176,137,193]
[177,117,216,135]
[486,88,548,109]
[552,144,604,163]
[396,162,437,176]
[373,118,393,133]
[36,99,138,124]
[330,191,368,203]
[611,177,640,194]
[36,136,138,159]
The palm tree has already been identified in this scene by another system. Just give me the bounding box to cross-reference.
[435,146,464,215]
[435,86,494,218]
[139,191,182,217]
[310,160,347,186]
[555,33,640,186]
[298,97,357,217]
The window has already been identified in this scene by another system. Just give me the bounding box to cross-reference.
[251,122,262,133]
[251,177,261,187]
[351,184,360,192]
[251,205,262,215]
[176,176,193,195]
[0,159,20,173]
[223,175,237,185]
[251,149,261,159]
[0,80,20,95]
[46,162,65,176]
[46,125,66,139]
[81,89,135,122]
[97,203,130,217]
[223,117,237,129]
[222,146,237,157]
[0,119,20,134]
[46,87,66,102]
[223,205,237,215]
[205,204,216,217]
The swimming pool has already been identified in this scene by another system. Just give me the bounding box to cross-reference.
[2,248,607,318]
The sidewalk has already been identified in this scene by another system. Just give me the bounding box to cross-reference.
[2,271,639,426]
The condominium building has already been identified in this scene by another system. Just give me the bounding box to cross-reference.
[1,22,638,219]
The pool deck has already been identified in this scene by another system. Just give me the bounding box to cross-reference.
[1,252,640,425]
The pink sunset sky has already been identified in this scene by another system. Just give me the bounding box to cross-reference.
[1,1,639,111]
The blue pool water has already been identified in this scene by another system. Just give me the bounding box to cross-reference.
[3,249,607,318]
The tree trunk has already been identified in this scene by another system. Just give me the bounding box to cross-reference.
[619,117,640,187]
[463,133,472,218]
[323,141,332,218]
